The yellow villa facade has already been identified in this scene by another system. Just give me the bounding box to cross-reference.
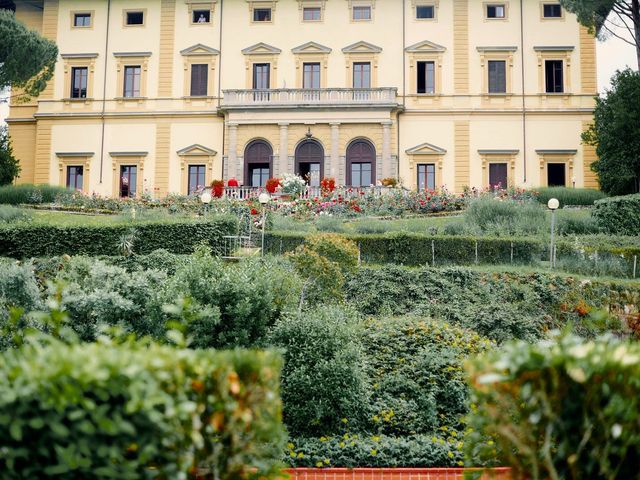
[7,0,599,197]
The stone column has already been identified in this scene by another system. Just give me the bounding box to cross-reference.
[330,122,340,182]
[382,121,392,180]
[278,123,289,177]
[227,122,239,183]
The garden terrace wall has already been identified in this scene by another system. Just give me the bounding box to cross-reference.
[283,468,511,480]
[0,217,236,258]
[265,232,543,266]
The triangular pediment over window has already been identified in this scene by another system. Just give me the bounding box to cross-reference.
[405,142,447,155]
[405,40,446,53]
[291,41,332,54]
[177,144,218,156]
[180,44,220,56]
[241,42,282,55]
[341,40,383,54]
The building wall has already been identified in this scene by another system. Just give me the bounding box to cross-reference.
[7,0,598,195]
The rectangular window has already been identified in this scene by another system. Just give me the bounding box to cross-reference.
[352,6,371,20]
[303,7,322,21]
[71,67,88,99]
[543,3,562,17]
[489,163,508,188]
[123,66,141,98]
[416,5,434,19]
[417,164,436,190]
[417,61,435,94]
[119,165,137,197]
[545,60,564,93]
[351,163,372,187]
[250,166,270,187]
[253,63,270,89]
[353,62,371,88]
[126,11,144,25]
[486,4,506,18]
[190,64,208,96]
[73,13,92,27]
[488,60,506,93]
[303,63,321,89]
[188,165,206,194]
[253,8,272,21]
[193,9,211,23]
[66,166,84,190]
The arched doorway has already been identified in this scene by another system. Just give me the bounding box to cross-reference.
[295,139,324,187]
[244,140,272,187]
[346,139,376,187]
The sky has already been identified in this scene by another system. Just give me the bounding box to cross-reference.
[0,23,638,127]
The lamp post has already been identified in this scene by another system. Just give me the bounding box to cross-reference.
[258,192,271,257]
[200,191,212,218]
[547,198,559,269]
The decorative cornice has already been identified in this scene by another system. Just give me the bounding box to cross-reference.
[478,149,520,155]
[177,144,218,156]
[536,149,578,155]
[113,52,153,58]
[292,41,332,54]
[405,142,447,155]
[56,152,95,157]
[533,46,575,52]
[109,151,149,157]
[61,53,99,59]
[476,46,518,52]
[241,42,282,55]
[180,44,220,56]
[342,40,383,54]
[405,40,446,53]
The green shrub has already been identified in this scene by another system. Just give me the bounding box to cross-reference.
[592,193,640,235]
[464,197,547,236]
[466,334,640,479]
[555,210,601,235]
[266,232,543,266]
[305,233,359,274]
[534,186,607,206]
[363,317,493,436]
[0,205,31,223]
[0,184,68,205]
[267,306,370,437]
[0,337,284,479]
[0,215,237,258]
[314,215,348,233]
[286,434,463,468]
[161,253,301,348]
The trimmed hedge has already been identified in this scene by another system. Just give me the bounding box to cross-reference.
[0,216,237,258]
[467,334,640,478]
[266,231,543,266]
[592,193,640,235]
[0,338,285,479]
[534,186,606,207]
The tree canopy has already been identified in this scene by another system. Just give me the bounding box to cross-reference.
[583,68,640,194]
[0,9,58,101]
[0,125,20,186]
[560,0,639,69]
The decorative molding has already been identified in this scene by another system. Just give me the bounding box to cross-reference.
[113,52,152,58]
[342,40,383,54]
[405,40,446,53]
[478,149,519,155]
[241,42,282,55]
[405,142,447,155]
[180,44,220,56]
[56,152,94,157]
[476,46,517,52]
[61,53,99,59]
[177,144,218,156]
[109,151,149,157]
[536,149,577,155]
[292,41,332,54]
[533,46,575,51]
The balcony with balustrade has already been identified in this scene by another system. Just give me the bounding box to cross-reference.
[220,88,399,110]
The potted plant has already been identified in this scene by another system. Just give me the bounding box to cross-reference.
[320,177,336,197]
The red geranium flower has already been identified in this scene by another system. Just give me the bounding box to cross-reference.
[250,208,259,215]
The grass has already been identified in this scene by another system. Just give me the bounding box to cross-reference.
[535,187,607,207]
[0,184,68,205]
[3,209,202,227]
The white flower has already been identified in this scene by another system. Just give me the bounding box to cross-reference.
[612,424,622,439]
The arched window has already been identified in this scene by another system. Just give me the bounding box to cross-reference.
[346,139,376,186]
[244,140,273,187]
[295,139,324,187]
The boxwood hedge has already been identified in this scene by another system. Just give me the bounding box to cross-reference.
[0,338,284,479]
[592,193,640,236]
[0,216,237,258]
